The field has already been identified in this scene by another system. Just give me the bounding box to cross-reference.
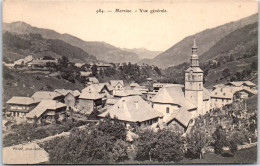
[180,146,257,164]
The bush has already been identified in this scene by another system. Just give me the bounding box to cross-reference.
[135,129,184,162]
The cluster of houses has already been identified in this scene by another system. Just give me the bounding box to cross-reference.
[4,40,258,134]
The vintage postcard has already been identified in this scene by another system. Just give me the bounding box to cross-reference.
[2,0,258,164]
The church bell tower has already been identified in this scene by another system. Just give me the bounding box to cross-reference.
[185,37,204,117]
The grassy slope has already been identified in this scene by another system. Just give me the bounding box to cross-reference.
[3,69,84,104]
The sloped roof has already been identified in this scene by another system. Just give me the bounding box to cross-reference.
[151,86,196,110]
[99,96,163,122]
[163,108,192,127]
[82,83,111,93]
[55,89,80,97]
[32,91,62,102]
[243,81,256,86]
[185,67,203,73]
[226,81,256,87]
[113,90,130,97]
[28,59,58,65]
[75,63,85,67]
[152,86,184,105]
[106,98,120,105]
[80,71,92,77]
[3,143,49,164]
[203,88,211,100]
[210,87,236,99]
[6,96,39,105]
[110,80,124,87]
[235,88,257,96]
[88,77,99,84]
[126,89,142,96]
[153,83,184,88]
[79,91,104,100]
[130,82,140,87]
[27,100,66,118]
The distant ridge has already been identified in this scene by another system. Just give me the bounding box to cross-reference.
[139,13,258,68]
[3,21,140,63]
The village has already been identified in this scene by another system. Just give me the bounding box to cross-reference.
[2,40,258,164]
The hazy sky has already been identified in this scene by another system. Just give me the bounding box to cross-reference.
[3,0,258,51]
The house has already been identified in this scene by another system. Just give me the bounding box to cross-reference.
[225,81,256,90]
[161,107,192,133]
[6,97,40,118]
[3,143,49,164]
[3,63,15,69]
[210,87,235,109]
[105,98,120,107]
[153,83,184,92]
[99,96,163,127]
[14,55,33,67]
[26,100,66,123]
[31,91,64,102]
[27,59,58,68]
[151,86,197,117]
[233,89,257,101]
[82,83,113,100]
[130,82,140,89]
[87,77,99,85]
[76,92,104,115]
[54,89,81,108]
[80,71,92,77]
[75,63,85,68]
[110,80,124,94]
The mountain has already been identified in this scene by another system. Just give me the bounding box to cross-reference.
[163,22,258,88]
[141,13,258,68]
[122,47,162,60]
[2,31,96,63]
[3,21,140,63]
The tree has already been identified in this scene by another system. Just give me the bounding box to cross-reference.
[135,129,184,162]
[251,61,257,71]
[48,125,128,164]
[186,128,210,159]
[97,116,126,141]
[91,64,98,77]
[212,125,227,155]
[58,56,69,69]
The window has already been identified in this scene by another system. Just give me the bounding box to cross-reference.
[166,107,169,113]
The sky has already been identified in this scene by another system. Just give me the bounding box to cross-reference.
[3,0,258,51]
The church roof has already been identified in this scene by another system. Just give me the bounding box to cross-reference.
[99,96,162,122]
[185,67,203,73]
[151,86,196,110]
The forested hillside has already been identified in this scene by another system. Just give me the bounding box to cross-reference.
[3,21,140,63]
[3,31,96,63]
[140,13,258,68]
[163,22,258,88]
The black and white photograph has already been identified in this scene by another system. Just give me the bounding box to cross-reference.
[2,0,258,164]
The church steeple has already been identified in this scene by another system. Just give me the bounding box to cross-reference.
[185,37,204,117]
[192,37,197,55]
[190,36,199,67]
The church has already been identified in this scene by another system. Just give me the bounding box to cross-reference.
[151,38,210,118]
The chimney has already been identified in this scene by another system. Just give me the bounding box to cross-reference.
[134,101,139,109]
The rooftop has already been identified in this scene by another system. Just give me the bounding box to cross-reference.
[27,100,66,118]
[99,96,163,122]
[32,91,63,102]
[6,96,39,105]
